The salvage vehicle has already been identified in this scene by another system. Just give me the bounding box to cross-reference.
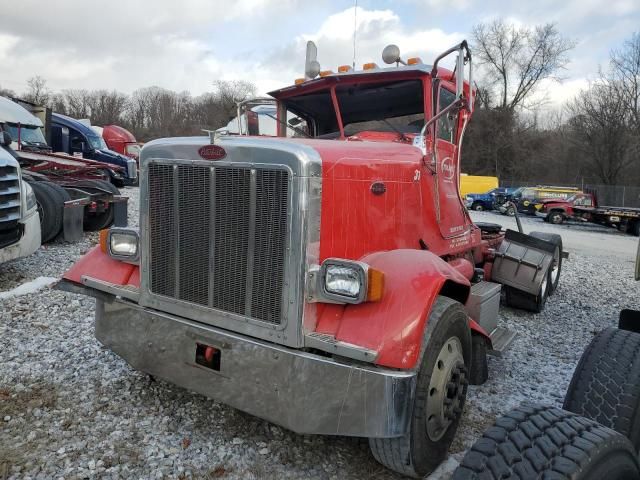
[512,185,582,215]
[93,124,142,163]
[0,97,127,242]
[536,192,640,235]
[454,239,640,479]
[535,191,595,224]
[465,187,518,211]
[51,113,138,186]
[58,41,565,478]
[0,131,40,263]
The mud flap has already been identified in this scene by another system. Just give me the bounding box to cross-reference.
[491,229,555,295]
[619,309,640,334]
[62,200,87,242]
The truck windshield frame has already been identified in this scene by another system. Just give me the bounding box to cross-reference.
[280,78,427,138]
[4,123,47,146]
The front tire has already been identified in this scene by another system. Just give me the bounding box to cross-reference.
[472,202,484,211]
[369,297,471,478]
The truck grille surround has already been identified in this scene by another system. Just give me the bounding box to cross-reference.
[147,163,290,325]
[0,165,22,248]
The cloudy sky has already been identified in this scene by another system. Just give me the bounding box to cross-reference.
[0,0,638,107]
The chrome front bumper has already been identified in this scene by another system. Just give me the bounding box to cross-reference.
[534,211,547,219]
[95,297,415,438]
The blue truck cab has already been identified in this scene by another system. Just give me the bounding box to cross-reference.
[465,187,517,211]
[50,113,138,186]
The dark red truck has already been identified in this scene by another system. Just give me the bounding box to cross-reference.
[537,193,640,236]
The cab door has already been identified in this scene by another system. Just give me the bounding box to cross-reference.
[434,86,471,239]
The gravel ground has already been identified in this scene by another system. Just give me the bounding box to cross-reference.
[1,194,639,480]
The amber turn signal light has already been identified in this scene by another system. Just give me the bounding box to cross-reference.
[367,267,385,302]
[99,229,109,254]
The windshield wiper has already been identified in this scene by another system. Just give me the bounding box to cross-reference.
[382,119,409,141]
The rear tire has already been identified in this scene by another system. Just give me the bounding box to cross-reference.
[504,269,549,313]
[369,297,471,478]
[529,231,563,294]
[505,205,516,216]
[453,403,640,480]
[472,202,484,211]
[631,220,640,237]
[30,181,70,243]
[564,328,640,452]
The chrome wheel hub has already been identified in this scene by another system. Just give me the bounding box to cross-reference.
[426,337,468,442]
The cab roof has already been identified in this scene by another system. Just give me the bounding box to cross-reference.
[269,63,443,99]
[0,96,43,127]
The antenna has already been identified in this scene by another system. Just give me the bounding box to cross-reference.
[352,0,358,69]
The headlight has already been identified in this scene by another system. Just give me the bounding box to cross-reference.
[325,265,362,298]
[105,228,139,263]
[310,258,384,304]
[23,182,37,211]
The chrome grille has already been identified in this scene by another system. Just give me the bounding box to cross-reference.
[147,163,289,324]
[0,165,22,246]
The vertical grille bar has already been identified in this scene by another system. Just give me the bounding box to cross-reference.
[208,167,216,307]
[173,165,180,299]
[244,169,257,316]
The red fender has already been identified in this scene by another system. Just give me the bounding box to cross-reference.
[315,249,472,369]
[63,246,140,287]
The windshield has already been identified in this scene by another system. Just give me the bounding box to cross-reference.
[282,79,425,137]
[87,134,107,150]
[4,123,47,146]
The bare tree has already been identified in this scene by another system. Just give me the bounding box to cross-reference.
[471,20,575,110]
[86,90,128,125]
[61,89,92,119]
[609,32,640,132]
[0,85,16,98]
[566,82,636,184]
[213,80,257,121]
[24,76,51,106]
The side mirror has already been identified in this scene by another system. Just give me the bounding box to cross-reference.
[1,131,12,147]
[635,238,640,281]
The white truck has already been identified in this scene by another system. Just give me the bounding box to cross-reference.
[0,130,40,263]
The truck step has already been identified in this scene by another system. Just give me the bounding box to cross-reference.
[488,327,517,356]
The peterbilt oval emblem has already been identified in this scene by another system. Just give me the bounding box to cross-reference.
[198,145,226,160]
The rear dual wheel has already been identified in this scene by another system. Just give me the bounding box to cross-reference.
[30,181,70,243]
[369,297,471,478]
[80,180,120,231]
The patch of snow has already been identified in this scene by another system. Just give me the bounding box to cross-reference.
[0,276,58,300]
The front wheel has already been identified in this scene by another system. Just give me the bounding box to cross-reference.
[505,205,516,216]
[471,202,484,211]
[369,297,471,478]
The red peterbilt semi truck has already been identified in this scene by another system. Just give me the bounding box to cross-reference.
[58,42,564,477]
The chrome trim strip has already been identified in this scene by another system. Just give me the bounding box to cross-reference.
[81,276,140,302]
[305,332,378,363]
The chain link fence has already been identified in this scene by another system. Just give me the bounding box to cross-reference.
[501,180,640,208]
